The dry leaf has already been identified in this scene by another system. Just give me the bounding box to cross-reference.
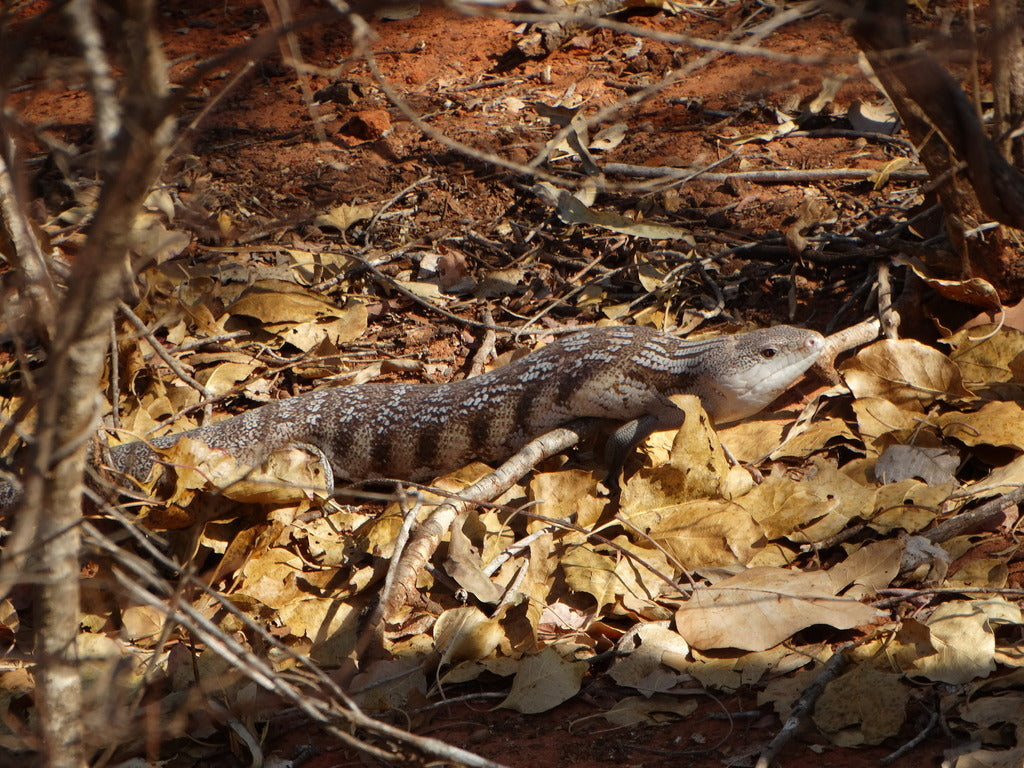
[555,192,694,242]
[898,258,1002,311]
[350,659,427,711]
[908,599,1022,685]
[120,606,165,645]
[938,400,1024,451]
[676,567,884,652]
[737,461,874,545]
[868,157,911,190]
[842,339,973,409]
[631,499,762,569]
[314,203,374,231]
[847,100,900,135]
[827,539,902,599]
[561,542,622,613]
[609,624,690,694]
[875,444,959,484]
[595,695,698,727]
[813,665,910,746]
[498,646,587,714]
[434,607,505,668]
[621,395,729,509]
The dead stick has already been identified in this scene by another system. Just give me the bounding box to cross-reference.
[356,422,588,657]
[755,642,852,768]
[604,163,929,183]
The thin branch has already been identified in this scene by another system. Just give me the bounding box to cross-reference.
[604,163,929,183]
[62,0,120,156]
[358,423,588,656]
[755,642,853,768]
[118,300,215,400]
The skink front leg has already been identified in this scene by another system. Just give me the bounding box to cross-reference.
[604,394,686,491]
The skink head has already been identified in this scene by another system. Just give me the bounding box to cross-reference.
[704,326,825,424]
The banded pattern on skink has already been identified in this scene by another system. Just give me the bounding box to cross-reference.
[0,324,824,508]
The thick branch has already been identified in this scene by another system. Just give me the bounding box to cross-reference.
[3,3,177,766]
[849,1,1024,230]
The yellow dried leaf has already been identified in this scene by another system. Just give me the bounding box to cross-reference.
[609,624,689,693]
[908,599,1022,684]
[605,536,676,618]
[960,453,1024,501]
[498,646,587,714]
[813,665,910,746]
[851,396,929,452]
[627,499,762,569]
[868,157,911,190]
[130,217,190,265]
[439,656,521,685]
[736,461,874,544]
[536,601,593,639]
[195,361,256,396]
[906,266,1000,311]
[947,325,1024,392]
[266,300,367,352]
[236,547,305,611]
[958,693,1024,738]
[229,281,343,325]
[598,695,698,726]
[314,202,374,231]
[527,469,604,531]
[293,511,371,567]
[0,599,18,635]
[939,400,1024,451]
[827,539,902,599]
[869,479,950,533]
[433,606,504,667]
[842,339,972,410]
[561,543,620,612]
[216,210,235,240]
[286,248,354,284]
[730,416,853,463]
[676,567,884,652]
[278,597,359,648]
[945,558,1009,590]
[121,605,165,645]
[620,395,728,510]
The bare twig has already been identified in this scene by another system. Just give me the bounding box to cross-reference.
[359,423,589,654]
[814,317,882,382]
[468,308,498,378]
[84,518,508,768]
[117,300,215,400]
[62,0,120,155]
[0,146,57,338]
[881,706,940,765]
[755,642,853,768]
[604,163,929,184]
[900,484,1024,575]
[455,1,831,65]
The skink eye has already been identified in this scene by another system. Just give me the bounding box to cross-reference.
[760,347,778,359]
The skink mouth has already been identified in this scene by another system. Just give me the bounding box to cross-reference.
[735,344,823,400]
